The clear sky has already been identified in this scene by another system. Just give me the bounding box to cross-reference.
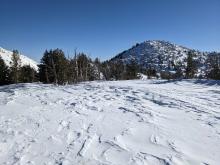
[0,0,219,62]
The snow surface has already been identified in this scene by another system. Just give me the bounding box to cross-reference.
[0,47,38,71]
[137,73,148,80]
[0,80,220,165]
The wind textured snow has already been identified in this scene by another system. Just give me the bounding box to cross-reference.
[0,80,220,165]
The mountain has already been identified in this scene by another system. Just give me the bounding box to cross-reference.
[0,47,38,71]
[110,40,208,77]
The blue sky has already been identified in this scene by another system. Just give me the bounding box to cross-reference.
[0,0,219,61]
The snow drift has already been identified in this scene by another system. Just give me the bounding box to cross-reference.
[0,80,219,165]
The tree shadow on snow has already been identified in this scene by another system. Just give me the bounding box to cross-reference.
[152,79,183,85]
[0,84,28,93]
[193,79,220,86]
[152,79,220,86]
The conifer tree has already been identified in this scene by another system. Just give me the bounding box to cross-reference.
[100,61,111,80]
[206,52,220,80]
[124,59,139,79]
[10,50,21,83]
[0,56,11,85]
[94,58,101,80]
[74,49,79,83]
[19,65,37,83]
[185,51,197,79]
[38,64,49,83]
[39,49,69,85]
[174,61,183,79]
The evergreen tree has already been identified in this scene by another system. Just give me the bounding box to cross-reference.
[0,56,11,85]
[77,53,90,81]
[68,51,92,83]
[146,67,157,79]
[124,59,139,80]
[74,49,79,83]
[206,52,220,80]
[185,51,197,79]
[38,64,49,83]
[39,49,69,84]
[10,50,21,83]
[69,58,77,83]
[173,61,183,79]
[109,61,125,80]
[94,58,101,80]
[100,61,111,80]
[19,65,37,83]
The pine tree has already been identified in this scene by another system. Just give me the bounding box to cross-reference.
[39,49,69,85]
[109,61,124,80]
[94,58,101,80]
[174,63,183,79]
[100,61,111,80]
[10,50,21,84]
[124,59,139,80]
[146,67,157,79]
[76,53,91,81]
[185,51,197,79]
[206,52,220,80]
[74,49,79,83]
[0,56,11,85]
[69,58,77,83]
[38,64,49,83]
[19,65,37,83]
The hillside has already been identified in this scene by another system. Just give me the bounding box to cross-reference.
[0,47,38,71]
[110,40,208,77]
[0,80,219,165]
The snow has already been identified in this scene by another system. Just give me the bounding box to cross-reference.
[0,47,38,71]
[0,80,220,165]
[137,73,148,80]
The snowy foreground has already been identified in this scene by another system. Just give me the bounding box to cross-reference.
[0,80,220,165]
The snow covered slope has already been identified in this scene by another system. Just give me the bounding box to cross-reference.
[0,80,220,165]
[111,40,208,77]
[0,47,38,71]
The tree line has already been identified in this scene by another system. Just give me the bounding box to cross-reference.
[0,49,220,86]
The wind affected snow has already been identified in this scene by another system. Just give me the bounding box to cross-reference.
[0,80,220,165]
